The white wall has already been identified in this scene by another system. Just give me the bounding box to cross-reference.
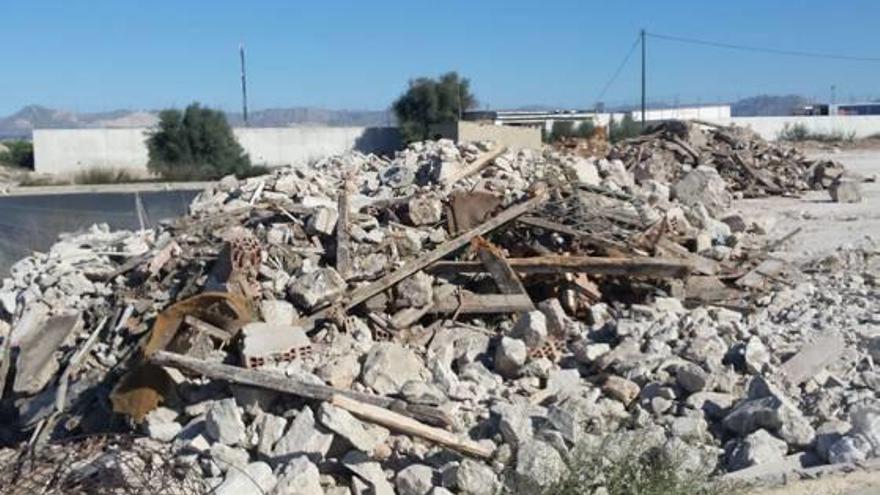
[715,116,880,140]
[633,105,731,121]
[33,126,400,175]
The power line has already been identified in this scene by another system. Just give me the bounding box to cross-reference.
[646,31,880,63]
[595,33,642,105]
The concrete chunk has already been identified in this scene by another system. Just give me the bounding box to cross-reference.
[14,312,82,395]
[240,322,311,368]
[287,267,346,310]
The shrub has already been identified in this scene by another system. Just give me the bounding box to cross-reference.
[778,123,856,143]
[777,123,810,141]
[0,140,35,169]
[545,121,597,142]
[73,167,135,184]
[541,438,743,495]
[146,103,251,180]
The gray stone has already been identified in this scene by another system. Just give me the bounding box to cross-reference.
[342,450,395,495]
[849,407,880,456]
[210,443,250,473]
[287,267,346,311]
[14,312,81,395]
[538,298,575,339]
[144,406,181,442]
[670,416,709,443]
[255,412,287,457]
[672,166,732,217]
[213,461,276,495]
[361,343,426,394]
[830,178,862,203]
[726,429,788,471]
[603,375,640,405]
[744,337,770,374]
[261,299,297,325]
[815,419,851,462]
[400,380,447,405]
[515,440,568,492]
[685,392,736,419]
[723,394,815,448]
[307,207,339,236]
[395,464,435,495]
[828,435,871,464]
[511,310,548,348]
[396,271,434,309]
[676,362,709,393]
[318,403,387,453]
[454,459,500,495]
[573,341,610,364]
[408,196,443,226]
[272,407,334,463]
[206,398,246,446]
[494,337,527,378]
[276,456,324,495]
[316,353,361,389]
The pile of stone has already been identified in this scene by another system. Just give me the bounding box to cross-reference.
[0,135,876,494]
[607,120,848,198]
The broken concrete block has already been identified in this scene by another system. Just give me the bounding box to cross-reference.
[723,387,815,448]
[829,178,861,203]
[260,299,297,325]
[343,450,396,495]
[272,407,334,463]
[240,322,311,368]
[743,337,770,374]
[210,443,250,473]
[206,398,247,447]
[14,312,82,395]
[318,403,387,453]
[538,298,575,339]
[453,459,501,495]
[395,271,434,309]
[567,158,600,185]
[307,207,339,236]
[360,342,426,395]
[726,429,788,471]
[276,456,324,495]
[408,195,443,226]
[255,412,287,457]
[672,166,732,217]
[514,440,568,492]
[675,362,709,394]
[213,461,276,495]
[494,337,527,379]
[395,464,435,495]
[287,267,346,311]
[511,310,548,348]
[144,406,182,442]
[316,352,362,389]
[603,375,640,405]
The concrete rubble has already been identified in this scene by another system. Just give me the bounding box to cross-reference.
[0,127,877,493]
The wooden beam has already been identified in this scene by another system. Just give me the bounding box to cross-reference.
[308,188,548,322]
[150,351,451,427]
[474,237,531,298]
[429,255,692,278]
[430,293,535,314]
[655,238,720,276]
[183,315,232,342]
[441,146,507,188]
[331,394,493,459]
[517,215,627,250]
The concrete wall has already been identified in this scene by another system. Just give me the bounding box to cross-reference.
[431,121,542,150]
[33,126,401,175]
[634,105,731,121]
[714,116,880,140]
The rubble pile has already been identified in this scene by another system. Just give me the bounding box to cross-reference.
[608,120,847,198]
[0,134,876,494]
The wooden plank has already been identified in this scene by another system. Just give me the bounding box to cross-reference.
[518,216,627,250]
[779,335,846,386]
[428,255,692,278]
[430,293,535,314]
[149,351,451,426]
[331,394,494,459]
[183,315,232,342]
[655,238,720,276]
[441,146,507,187]
[308,189,549,322]
[474,237,531,298]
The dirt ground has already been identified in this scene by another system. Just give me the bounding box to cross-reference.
[731,148,879,261]
[749,469,880,495]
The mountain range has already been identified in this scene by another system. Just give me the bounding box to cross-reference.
[0,96,818,139]
[0,105,395,139]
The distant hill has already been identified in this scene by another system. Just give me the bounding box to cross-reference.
[731,95,810,117]
[0,105,396,139]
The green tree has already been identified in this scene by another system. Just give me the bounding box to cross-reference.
[609,113,642,143]
[392,72,477,143]
[146,103,251,180]
[0,140,35,169]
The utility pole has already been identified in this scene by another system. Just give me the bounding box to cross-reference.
[240,43,249,126]
[830,84,837,105]
[640,29,646,129]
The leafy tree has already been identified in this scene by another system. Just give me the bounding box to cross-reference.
[546,121,596,143]
[0,140,35,169]
[146,103,251,180]
[392,72,477,143]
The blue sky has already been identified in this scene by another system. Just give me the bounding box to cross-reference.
[1,0,879,115]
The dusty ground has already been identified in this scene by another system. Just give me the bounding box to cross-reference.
[730,148,879,261]
[750,470,880,495]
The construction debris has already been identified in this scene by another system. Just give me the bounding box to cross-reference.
[0,130,877,494]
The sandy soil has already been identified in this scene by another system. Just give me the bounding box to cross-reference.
[749,469,880,495]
